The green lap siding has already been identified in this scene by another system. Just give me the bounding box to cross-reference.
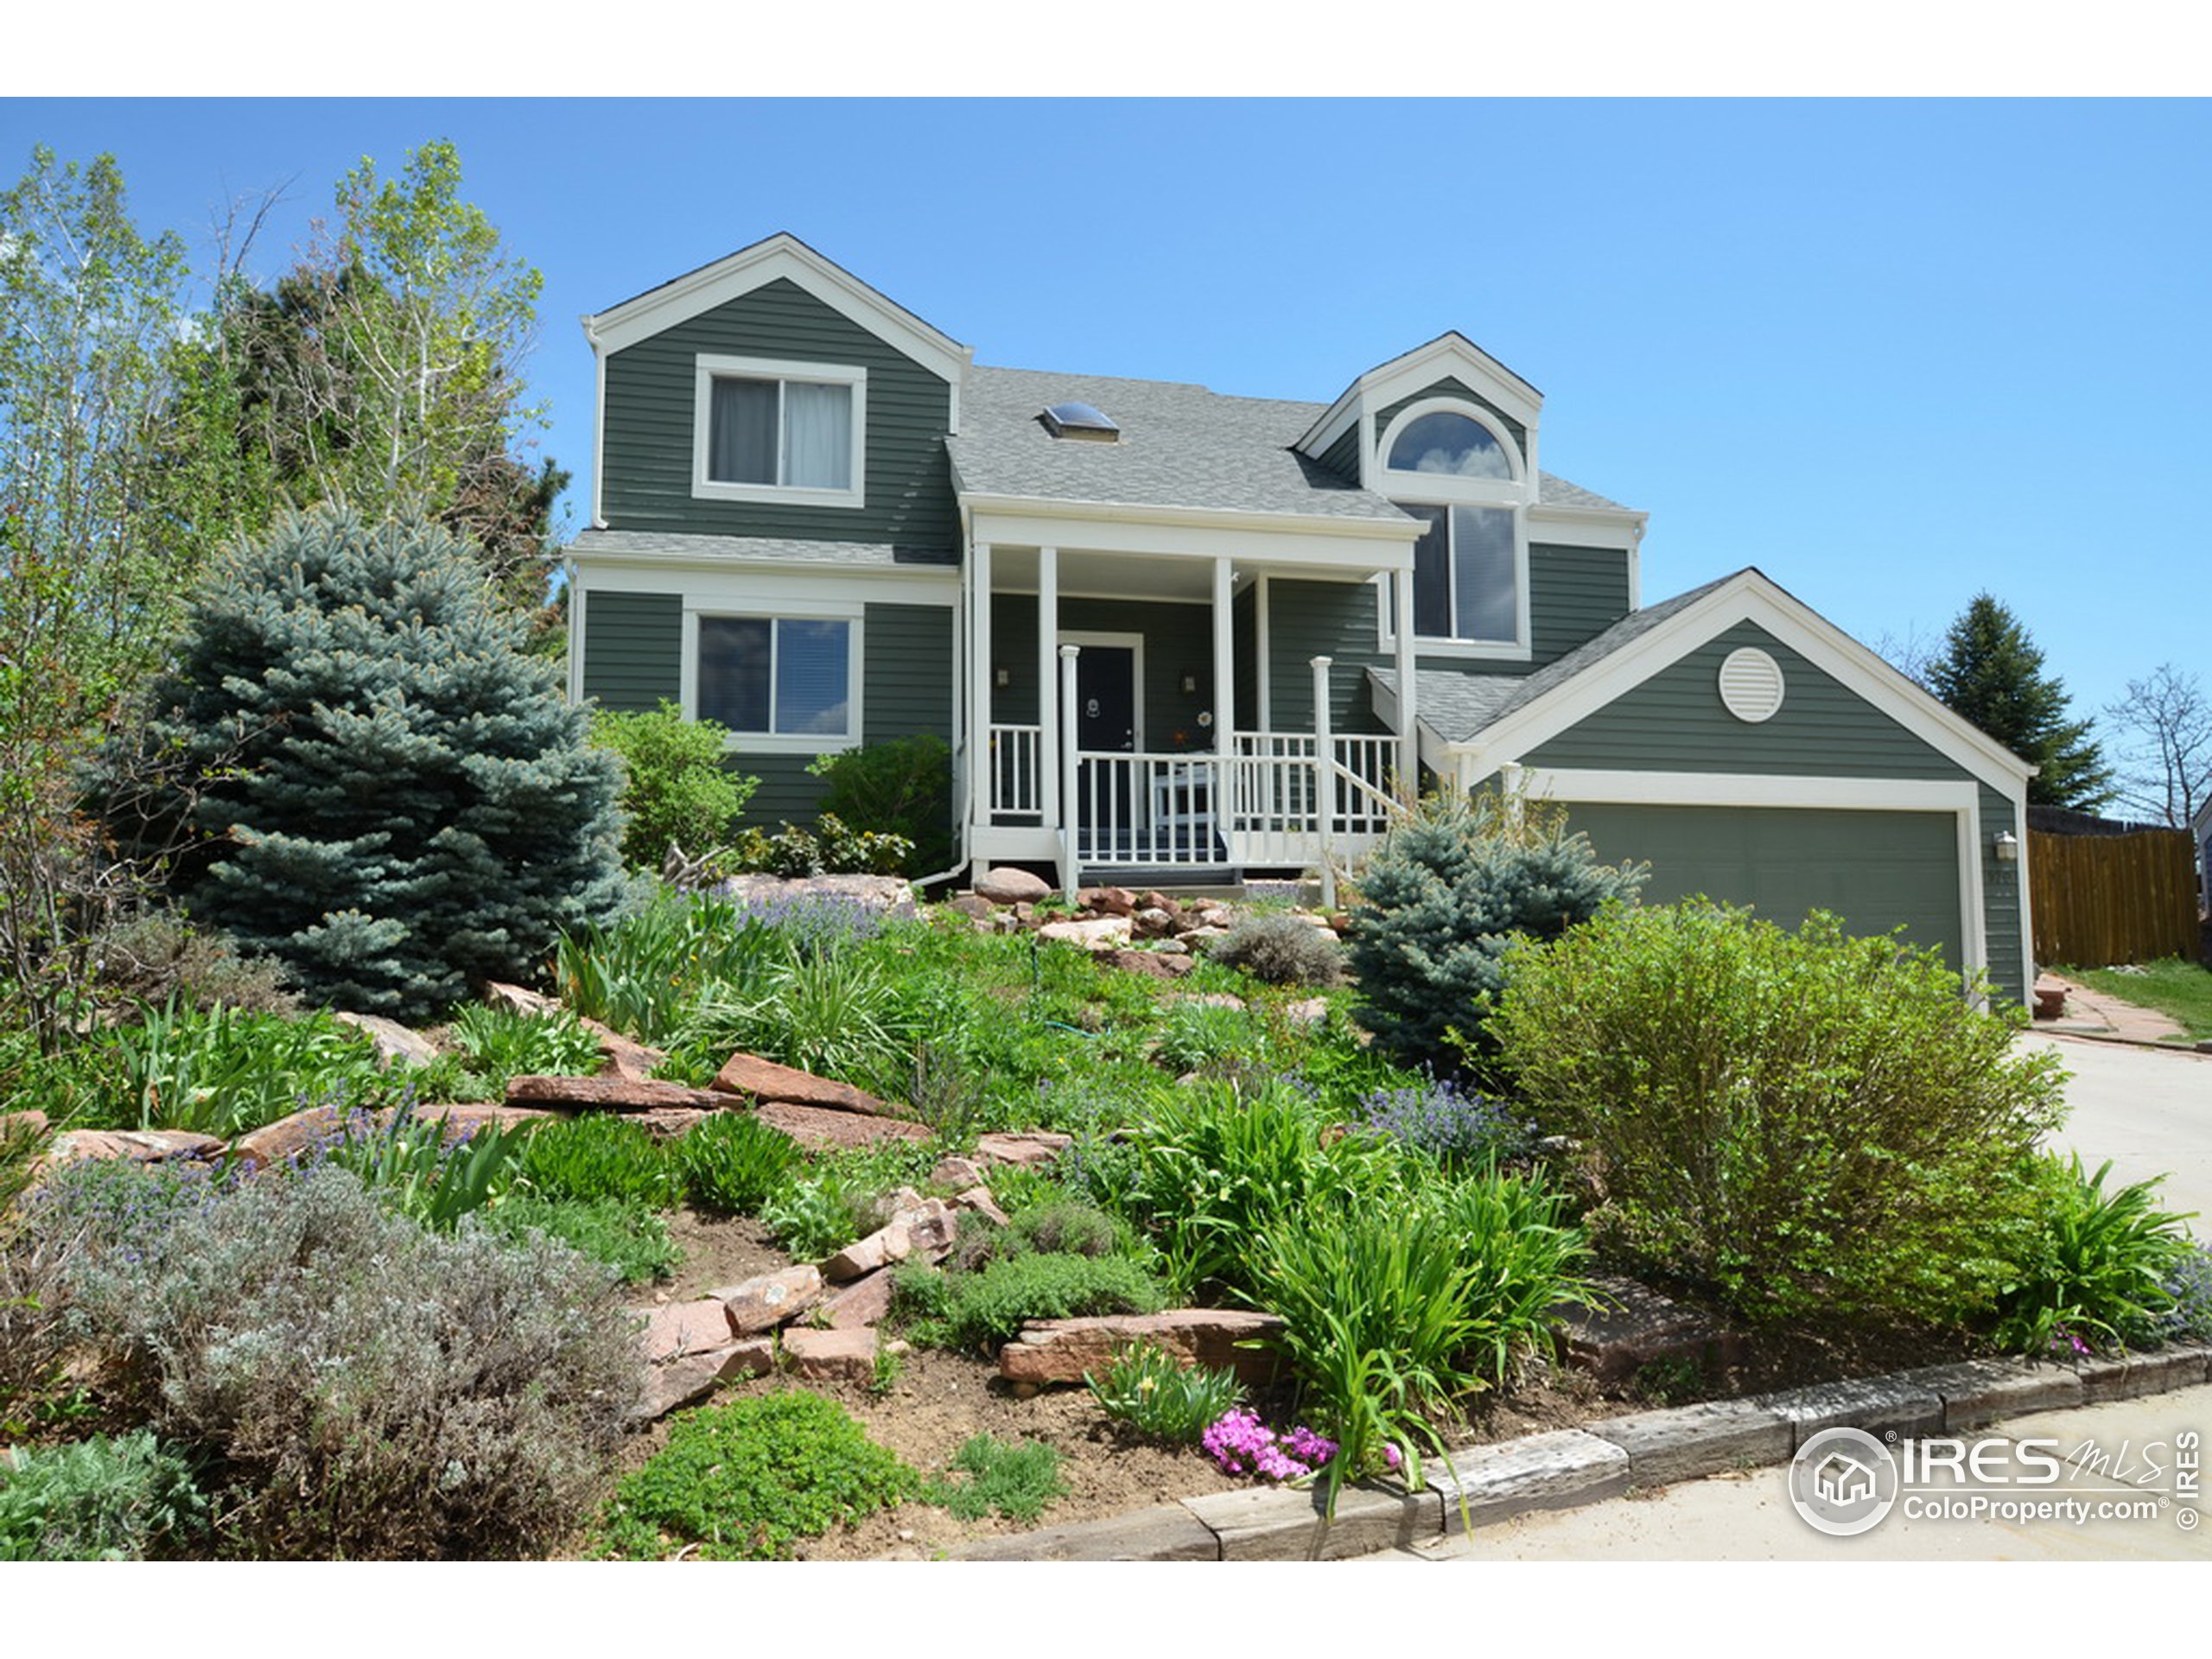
[601,277,957,550]
[862,602,955,743]
[1567,803,1966,970]
[1532,546,1632,664]
[1522,620,2025,1001]
[580,591,682,711]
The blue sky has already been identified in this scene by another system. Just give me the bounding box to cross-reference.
[7,97,2205,739]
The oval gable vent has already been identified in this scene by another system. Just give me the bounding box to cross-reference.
[1719,646,1786,723]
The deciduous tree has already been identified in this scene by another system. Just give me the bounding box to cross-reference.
[2104,663,2212,830]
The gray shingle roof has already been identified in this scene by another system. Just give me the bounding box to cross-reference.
[950,365,1632,522]
[1370,569,1746,744]
[567,530,958,568]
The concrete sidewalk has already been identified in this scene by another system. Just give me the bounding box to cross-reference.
[2031,1031,2212,1224]
[1364,1382,2211,1562]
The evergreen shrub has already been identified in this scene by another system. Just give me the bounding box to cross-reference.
[1346,787,1644,1070]
[142,506,626,1020]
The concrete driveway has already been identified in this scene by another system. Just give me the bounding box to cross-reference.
[2030,1033,2212,1224]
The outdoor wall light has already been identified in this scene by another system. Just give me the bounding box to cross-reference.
[1179,670,1198,695]
[1993,830,2018,862]
[994,664,1011,690]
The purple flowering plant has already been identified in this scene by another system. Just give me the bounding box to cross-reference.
[1201,1409,1339,1484]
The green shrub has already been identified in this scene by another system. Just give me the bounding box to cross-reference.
[923,1433,1065,1523]
[760,1167,887,1262]
[1085,1344,1243,1445]
[596,1391,914,1560]
[1492,901,2069,1325]
[484,1194,680,1285]
[446,1003,605,1090]
[517,1114,679,1209]
[321,1103,524,1230]
[0,1433,207,1560]
[676,1113,802,1217]
[679,949,920,1091]
[591,698,759,872]
[57,1162,639,1559]
[1346,786,1645,1070]
[721,815,914,879]
[87,911,296,1015]
[555,887,787,1044]
[1993,1154,2196,1355]
[1112,1077,1400,1297]
[100,999,392,1137]
[804,734,954,875]
[900,1250,1167,1352]
[1210,912,1344,986]
[1150,999,1258,1074]
[139,505,626,1020]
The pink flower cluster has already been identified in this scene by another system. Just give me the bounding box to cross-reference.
[1201,1410,1338,1482]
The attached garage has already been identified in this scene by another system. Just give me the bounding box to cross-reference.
[1562,800,1967,969]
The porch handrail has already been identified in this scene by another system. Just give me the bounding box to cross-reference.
[988,721,1042,817]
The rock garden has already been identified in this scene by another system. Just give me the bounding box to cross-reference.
[3,510,2209,1564]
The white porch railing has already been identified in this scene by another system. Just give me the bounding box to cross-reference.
[988,723,1042,817]
[1045,735,1398,869]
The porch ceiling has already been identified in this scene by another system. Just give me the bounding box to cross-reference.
[992,547,1221,601]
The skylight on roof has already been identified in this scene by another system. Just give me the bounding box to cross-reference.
[1040,401,1120,441]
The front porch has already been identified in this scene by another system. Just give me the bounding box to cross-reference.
[957,541,1417,894]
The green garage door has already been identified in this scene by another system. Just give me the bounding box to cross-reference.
[1566,802,1965,968]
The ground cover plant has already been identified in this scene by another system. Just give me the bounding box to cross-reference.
[0,1432,208,1561]
[923,1433,1066,1523]
[2055,957,2212,1042]
[595,1390,914,1560]
[1493,900,2069,1326]
[482,1193,679,1285]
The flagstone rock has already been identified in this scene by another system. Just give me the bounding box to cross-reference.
[931,1154,985,1188]
[1080,886,1137,916]
[975,1131,1073,1168]
[715,1265,824,1334]
[334,1011,440,1068]
[485,980,561,1018]
[710,1052,891,1116]
[953,1185,1011,1228]
[753,1099,932,1151]
[505,1075,723,1113]
[818,1268,896,1330]
[578,1017,667,1084]
[998,1309,1285,1386]
[782,1325,879,1384]
[46,1128,226,1167]
[639,1299,740,1363]
[1100,948,1194,980]
[632,1339,774,1421]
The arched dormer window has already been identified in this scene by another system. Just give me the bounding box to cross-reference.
[1385,409,1515,480]
[1374,398,1530,657]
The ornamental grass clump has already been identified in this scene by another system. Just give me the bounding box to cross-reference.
[1085,1344,1244,1445]
[1492,900,2069,1326]
[1992,1154,2196,1355]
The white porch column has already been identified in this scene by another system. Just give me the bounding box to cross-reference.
[969,541,994,827]
[1211,556,1235,765]
[1058,644,1082,899]
[1311,655,1336,910]
[1394,567,1419,793]
[1037,546,1059,824]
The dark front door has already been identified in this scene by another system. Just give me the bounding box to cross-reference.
[1075,646,1136,753]
[1071,645,1136,853]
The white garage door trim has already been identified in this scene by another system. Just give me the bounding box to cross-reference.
[1514,766,1988,988]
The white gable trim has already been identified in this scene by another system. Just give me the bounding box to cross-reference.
[583,233,972,429]
[1449,570,2038,800]
[1297,332,1544,462]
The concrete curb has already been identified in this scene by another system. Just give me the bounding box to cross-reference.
[943,1344,2212,1560]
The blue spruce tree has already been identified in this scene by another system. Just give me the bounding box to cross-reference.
[149,506,626,1019]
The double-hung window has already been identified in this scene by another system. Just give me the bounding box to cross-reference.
[692,354,866,508]
[691,612,860,749]
[1375,401,1530,657]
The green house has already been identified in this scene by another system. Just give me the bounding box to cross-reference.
[566,233,2035,1004]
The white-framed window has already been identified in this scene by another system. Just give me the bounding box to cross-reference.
[684,607,862,752]
[1374,397,1531,656]
[691,353,867,509]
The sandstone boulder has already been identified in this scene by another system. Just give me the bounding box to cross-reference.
[578,1017,667,1084]
[334,1011,440,1068]
[46,1128,226,1167]
[782,1325,879,1384]
[506,1075,722,1112]
[975,1131,1073,1168]
[1037,915,1132,950]
[484,981,560,1018]
[710,1052,891,1116]
[753,1100,931,1151]
[974,866,1052,905]
[817,1268,896,1330]
[715,1265,825,1335]
[998,1310,1285,1386]
[639,1299,740,1363]
[632,1339,774,1421]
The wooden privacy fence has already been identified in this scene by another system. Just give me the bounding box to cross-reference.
[2029,828,2201,969]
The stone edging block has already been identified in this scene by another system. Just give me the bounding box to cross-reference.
[1180,1480,1440,1561]
[1893,1360,2083,1429]
[951,1503,1219,1561]
[1583,1398,1792,1488]
[1424,1428,1631,1531]
[1754,1376,1945,1448]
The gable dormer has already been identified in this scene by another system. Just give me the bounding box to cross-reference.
[582,233,973,547]
[1300,335,1547,660]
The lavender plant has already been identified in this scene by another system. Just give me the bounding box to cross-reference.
[1357,1072,1535,1169]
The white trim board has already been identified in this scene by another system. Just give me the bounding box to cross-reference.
[583,233,971,429]
[574,559,957,609]
[690,353,867,511]
[1449,569,2037,801]
[1296,332,1544,462]
[1510,766,1992,988]
[1058,630,1147,753]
